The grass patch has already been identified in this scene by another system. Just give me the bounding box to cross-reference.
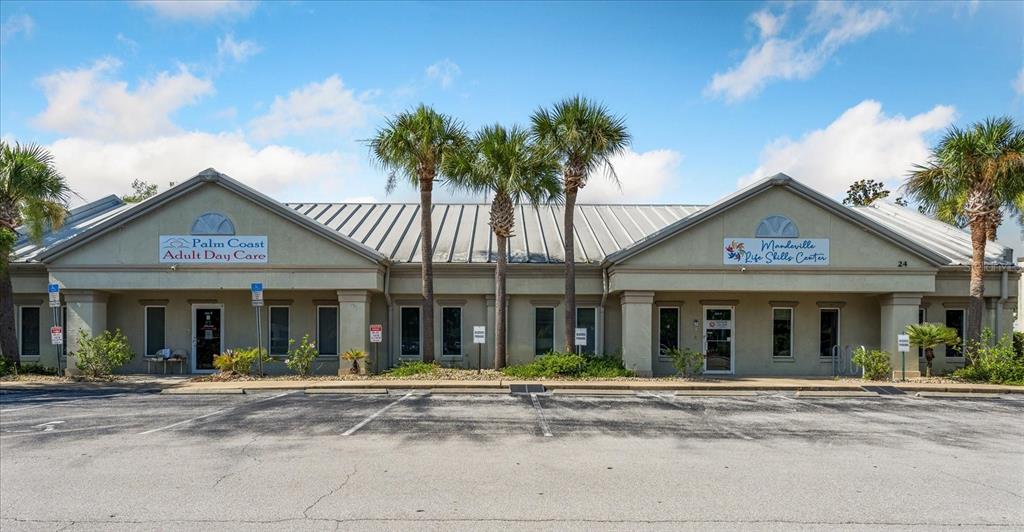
[502,352,634,379]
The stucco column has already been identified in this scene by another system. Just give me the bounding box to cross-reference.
[485,295,496,370]
[338,290,370,375]
[63,290,109,377]
[621,291,655,377]
[880,293,922,379]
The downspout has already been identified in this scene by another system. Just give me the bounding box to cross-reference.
[996,268,1008,340]
[599,267,609,356]
[383,264,392,370]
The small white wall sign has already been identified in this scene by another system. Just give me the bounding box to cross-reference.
[574,327,587,346]
[473,326,486,344]
[897,334,910,352]
[370,324,383,343]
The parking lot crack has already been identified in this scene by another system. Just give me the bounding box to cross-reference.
[212,433,263,489]
[303,465,358,519]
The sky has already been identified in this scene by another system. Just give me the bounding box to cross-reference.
[1,1,1022,241]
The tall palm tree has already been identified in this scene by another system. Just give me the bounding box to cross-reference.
[532,96,630,350]
[368,105,469,363]
[446,125,562,368]
[904,116,1024,346]
[1,142,72,366]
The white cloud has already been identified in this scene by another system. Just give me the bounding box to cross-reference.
[739,100,955,196]
[116,33,139,53]
[342,195,378,203]
[1,14,34,43]
[47,133,354,205]
[248,75,372,141]
[34,58,214,141]
[577,149,684,203]
[134,0,255,21]
[425,59,461,89]
[1014,68,1024,96]
[217,33,262,64]
[707,2,893,102]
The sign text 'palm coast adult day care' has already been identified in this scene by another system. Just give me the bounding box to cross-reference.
[723,238,829,265]
[160,236,268,263]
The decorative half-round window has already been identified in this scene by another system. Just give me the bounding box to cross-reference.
[190,212,236,235]
[755,215,798,238]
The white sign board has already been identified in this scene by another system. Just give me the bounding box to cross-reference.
[251,282,264,307]
[160,235,268,264]
[574,327,587,346]
[705,320,732,330]
[48,283,60,307]
[724,238,829,266]
[370,324,383,343]
[897,334,910,353]
[473,326,486,344]
[50,326,63,345]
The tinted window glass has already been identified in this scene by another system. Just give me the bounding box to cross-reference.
[659,308,679,354]
[535,308,554,356]
[945,309,964,357]
[442,307,462,357]
[772,308,792,357]
[146,307,166,356]
[401,307,420,357]
[819,309,839,357]
[576,307,596,355]
[269,307,289,355]
[318,307,338,356]
[20,307,40,357]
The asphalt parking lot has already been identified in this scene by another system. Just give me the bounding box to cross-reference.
[1,390,1022,531]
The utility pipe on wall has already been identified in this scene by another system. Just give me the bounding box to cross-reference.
[996,269,1008,340]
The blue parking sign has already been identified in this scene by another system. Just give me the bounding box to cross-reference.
[48,283,60,293]
[251,283,263,293]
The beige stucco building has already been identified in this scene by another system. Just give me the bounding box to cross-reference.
[5,169,1019,378]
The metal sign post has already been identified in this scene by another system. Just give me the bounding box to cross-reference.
[473,326,486,374]
[897,333,910,382]
[251,283,264,376]
[574,327,587,356]
[48,284,62,375]
[369,324,383,374]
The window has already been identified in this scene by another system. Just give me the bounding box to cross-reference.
[918,308,927,358]
[576,307,596,355]
[535,307,554,356]
[268,306,290,355]
[772,307,793,358]
[19,306,40,357]
[317,306,338,356]
[755,215,799,238]
[400,307,421,357]
[658,307,680,356]
[442,307,462,357]
[945,309,965,357]
[145,306,166,356]
[819,308,840,358]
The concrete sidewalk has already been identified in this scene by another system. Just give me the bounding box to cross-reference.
[2,375,1021,394]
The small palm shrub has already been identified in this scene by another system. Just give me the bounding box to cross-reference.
[852,347,892,381]
[74,329,134,377]
[285,335,319,376]
[213,347,271,376]
[665,347,703,378]
[385,361,439,377]
[341,348,368,375]
[953,333,1024,385]
[906,322,959,377]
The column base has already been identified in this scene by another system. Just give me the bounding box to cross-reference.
[892,370,922,380]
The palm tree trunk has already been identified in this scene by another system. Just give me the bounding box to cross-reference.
[495,234,507,369]
[419,180,435,363]
[563,186,577,351]
[966,218,987,350]
[0,263,19,366]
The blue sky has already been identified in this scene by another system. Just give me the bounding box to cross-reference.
[1,1,1022,222]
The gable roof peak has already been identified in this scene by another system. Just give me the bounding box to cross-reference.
[766,172,795,185]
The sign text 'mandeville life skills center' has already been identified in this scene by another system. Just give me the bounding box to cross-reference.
[159,235,268,264]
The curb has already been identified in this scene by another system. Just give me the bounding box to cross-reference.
[795,390,880,398]
[162,388,244,395]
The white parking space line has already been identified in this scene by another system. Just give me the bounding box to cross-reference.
[530,393,553,437]
[1,423,130,439]
[342,391,414,436]
[137,391,293,435]
[0,394,125,414]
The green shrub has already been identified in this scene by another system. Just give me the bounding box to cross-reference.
[385,361,439,377]
[17,363,58,375]
[851,347,892,381]
[0,357,12,377]
[1013,331,1024,360]
[213,347,271,376]
[502,352,634,379]
[74,329,134,377]
[665,347,703,378]
[953,333,1024,385]
[284,335,319,376]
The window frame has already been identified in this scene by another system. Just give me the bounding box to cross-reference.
[771,306,794,359]
[399,305,422,359]
[440,306,463,359]
[144,305,167,357]
[818,307,841,359]
[657,306,681,359]
[316,305,339,357]
[534,306,555,357]
[944,308,966,358]
[267,305,291,356]
[17,305,42,358]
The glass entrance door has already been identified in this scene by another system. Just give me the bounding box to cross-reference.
[193,307,222,371]
[704,307,734,373]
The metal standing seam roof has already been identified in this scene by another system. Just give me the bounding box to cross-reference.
[12,195,134,263]
[284,203,705,263]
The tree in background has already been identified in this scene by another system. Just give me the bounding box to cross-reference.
[122,179,159,203]
[368,105,469,363]
[446,125,562,368]
[904,116,1024,346]
[0,142,72,366]
[843,179,891,206]
[531,96,630,350]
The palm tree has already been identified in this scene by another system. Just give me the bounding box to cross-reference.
[905,322,960,377]
[531,96,630,350]
[446,125,562,368]
[368,105,469,363]
[1,142,72,366]
[904,116,1024,347]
